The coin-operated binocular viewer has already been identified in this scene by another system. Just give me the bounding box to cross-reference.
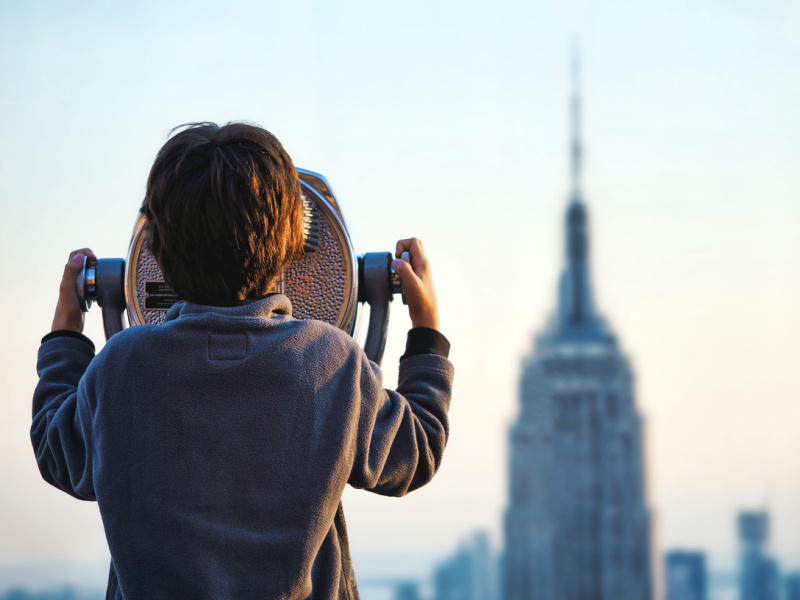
[77,169,405,365]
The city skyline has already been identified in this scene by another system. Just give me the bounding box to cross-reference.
[1,0,799,593]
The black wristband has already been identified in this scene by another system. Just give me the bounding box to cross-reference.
[41,330,96,352]
[400,327,450,361]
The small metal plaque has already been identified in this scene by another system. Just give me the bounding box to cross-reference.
[144,281,180,310]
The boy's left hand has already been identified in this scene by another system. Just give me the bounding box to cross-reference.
[52,248,97,333]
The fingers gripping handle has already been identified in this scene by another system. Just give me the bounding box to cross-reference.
[76,255,96,312]
[77,257,127,340]
[390,250,410,305]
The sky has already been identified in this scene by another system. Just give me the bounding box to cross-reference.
[1,0,799,590]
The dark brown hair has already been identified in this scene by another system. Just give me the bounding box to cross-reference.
[142,122,304,305]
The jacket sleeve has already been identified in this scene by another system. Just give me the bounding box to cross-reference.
[31,335,97,500]
[347,352,454,497]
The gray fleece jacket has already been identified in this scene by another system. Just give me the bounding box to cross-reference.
[31,294,453,600]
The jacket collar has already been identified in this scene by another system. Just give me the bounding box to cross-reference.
[163,294,294,323]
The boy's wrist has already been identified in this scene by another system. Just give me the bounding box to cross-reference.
[51,317,83,333]
[409,312,439,331]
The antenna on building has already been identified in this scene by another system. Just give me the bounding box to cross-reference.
[762,480,773,546]
[570,44,583,199]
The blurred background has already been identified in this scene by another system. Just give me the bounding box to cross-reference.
[1,1,798,599]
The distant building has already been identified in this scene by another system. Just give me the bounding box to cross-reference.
[665,551,706,600]
[394,581,422,600]
[786,573,800,600]
[738,512,779,600]
[502,58,652,600]
[433,532,496,600]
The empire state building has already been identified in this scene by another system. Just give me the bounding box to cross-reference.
[502,65,653,600]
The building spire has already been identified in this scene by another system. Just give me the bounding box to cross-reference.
[549,48,608,341]
[570,47,582,199]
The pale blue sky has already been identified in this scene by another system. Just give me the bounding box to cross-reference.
[1,0,799,587]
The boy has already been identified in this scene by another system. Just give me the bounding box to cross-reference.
[32,122,453,599]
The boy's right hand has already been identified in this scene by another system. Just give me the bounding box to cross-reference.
[391,238,440,332]
[52,248,97,333]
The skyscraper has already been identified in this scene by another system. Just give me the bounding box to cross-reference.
[433,532,497,600]
[738,512,779,600]
[665,551,707,600]
[502,59,653,600]
[785,573,800,600]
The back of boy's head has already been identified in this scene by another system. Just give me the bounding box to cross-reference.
[143,122,304,306]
